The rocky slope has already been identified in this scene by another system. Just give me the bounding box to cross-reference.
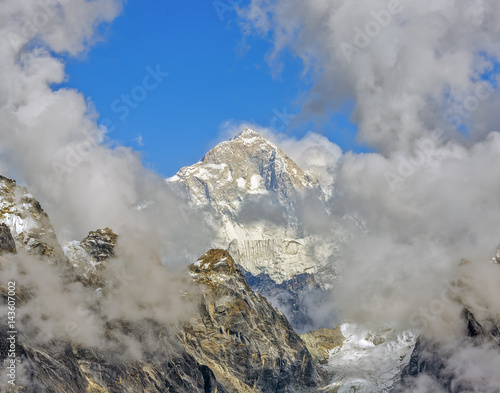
[0,223,16,255]
[184,249,324,392]
[0,244,323,393]
[167,129,338,284]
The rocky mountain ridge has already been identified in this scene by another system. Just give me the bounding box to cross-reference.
[184,249,324,392]
[0,180,325,392]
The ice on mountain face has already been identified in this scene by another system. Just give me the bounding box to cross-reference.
[324,323,416,392]
[166,128,343,283]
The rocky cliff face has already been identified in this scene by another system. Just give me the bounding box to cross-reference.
[0,175,65,264]
[167,129,335,284]
[0,246,323,393]
[0,335,229,393]
[184,249,324,393]
[0,223,16,255]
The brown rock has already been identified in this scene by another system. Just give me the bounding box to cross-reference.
[300,326,345,365]
[185,249,323,392]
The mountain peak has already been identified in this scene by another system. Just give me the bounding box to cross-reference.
[230,128,265,142]
[169,127,318,202]
[189,249,238,278]
[167,131,323,283]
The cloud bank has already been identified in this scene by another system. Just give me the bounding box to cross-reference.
[239,0,500,388]
[0,0,214,370]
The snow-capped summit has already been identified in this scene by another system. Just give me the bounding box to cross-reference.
[230,127,264,141]
[167,129,334,283]
[168,128,320,209]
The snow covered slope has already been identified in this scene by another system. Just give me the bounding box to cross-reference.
[167,128,338,283]
[0,175,66,263]
[324,323,416,392]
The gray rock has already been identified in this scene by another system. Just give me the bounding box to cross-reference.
[0,223,16,255]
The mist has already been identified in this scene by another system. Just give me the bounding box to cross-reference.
[0,0,215,370]
[238,0,500,389]
[2,0,500,390]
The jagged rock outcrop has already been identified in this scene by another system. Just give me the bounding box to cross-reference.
[184,249,324,392]
[0,175,65,263]
[0,223,16,255]
[64,227,118,287]
[81,228,118,262]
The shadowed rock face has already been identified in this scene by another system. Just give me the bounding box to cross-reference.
[240,265,333,333]
[0,223,16,255]
[184,249,323,393]
[0,330,229,393]
[401,306,500,392]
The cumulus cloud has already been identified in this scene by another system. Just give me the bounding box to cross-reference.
[0,0,214,369]
[239,0,500,388]
[240,0,500,153]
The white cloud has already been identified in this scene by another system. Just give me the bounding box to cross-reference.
[0,0,214,357]
[240,1,500,388]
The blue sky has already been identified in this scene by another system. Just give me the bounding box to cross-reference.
[60,0,360,176]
